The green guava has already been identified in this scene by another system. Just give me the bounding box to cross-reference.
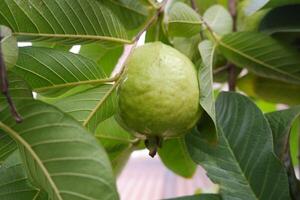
[116,42,202,156]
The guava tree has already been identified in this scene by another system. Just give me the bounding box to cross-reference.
[0,0,299,199]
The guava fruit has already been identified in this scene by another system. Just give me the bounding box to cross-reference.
[116,42,201,156]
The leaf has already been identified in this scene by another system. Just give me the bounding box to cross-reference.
[0,25,18,69]
[197,40,217,143]
[54,85,116,133]
[244,0,300,15]
[193,0,228,14]
[96,117,136,175]
[12,47,107,97]
[218,32,300,84]
[186,92,291,200]
[0,100,119,200]
[167,2,202,37]
[265,106,300,160]
[0,151,48,200]
[0,73,32,163]
[0,0,155,45]
[203,5,233,36]
[172,35,201,60]
[165,194,221,200]
[158,137,196,178]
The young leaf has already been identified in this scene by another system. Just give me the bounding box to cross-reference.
[13,47,107,97]
[0,100,119,200]
[197,40,217,143]
[186,92,291,200]
[54,85,116,133]
[158,137,197,178]
[218,32,300,84]
[0,151,48,200]
[166,2,202,37]
[203,5,233,36]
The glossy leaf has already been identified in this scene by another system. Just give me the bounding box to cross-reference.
[0,100,118,200]
[218,32,300,84]
[197,40,217,143]
[203,5,233,36]
[13,47,107,97]
[54,85,116,133]
[187,92,291,200]
[158,137,196,178]
[167,2,202,37]
[0,26,18,69]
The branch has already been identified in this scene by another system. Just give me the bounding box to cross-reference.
[0,37,22,122]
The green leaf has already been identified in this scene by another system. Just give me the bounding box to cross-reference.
[245,0,300,15]
[259,5,300,34]
[290,121,299,166]
[0,0,155,45]
[265,106,300,160]
[203,5,233,36]
[0,26,18,69]
[172,35,201,60]
[158,137,196,178]
[193,0,228,14]
[218,32,300,84]
[13,47,107,97]
[165,194,221,200]
[54,85,116,133]
[197,40,217,143]
[96,117,136,175]
[186,92,291,200]
[0,100,119,200]
[167,2,202,37]
[0,151,48,200]
[0,73,32,163]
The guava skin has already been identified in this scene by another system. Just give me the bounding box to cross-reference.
[116,42,201,140]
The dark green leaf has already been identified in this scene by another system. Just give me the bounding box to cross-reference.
[158,137,196,178]
[218,32,300,84]
[0,100,118,200]
[165,194,221,200]
[245,0,300,15]
[187,92,291,200]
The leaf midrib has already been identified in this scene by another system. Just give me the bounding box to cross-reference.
[0,122,63,200]
[219,40,300,81]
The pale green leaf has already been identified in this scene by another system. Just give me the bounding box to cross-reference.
[0,26,18,69]
[158,137,196,178]
[186,92,291,200]
[218,32,300,84]
[203,5,233,36]
[197,40,217,143]
[166,194,221,200]
[167,2,202,37]
[0,100,119,200]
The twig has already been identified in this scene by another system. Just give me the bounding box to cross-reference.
[190,0,198,12]
[227,0,237,91]
[0,37,22,122]
[213,64,230,75]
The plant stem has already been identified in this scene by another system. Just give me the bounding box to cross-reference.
[227,0,237,91]
[190,0,198,12]
[0,37,22,122]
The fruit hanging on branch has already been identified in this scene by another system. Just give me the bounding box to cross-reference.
[116,42,202,157]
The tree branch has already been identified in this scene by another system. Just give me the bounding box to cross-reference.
[0,37,22,122]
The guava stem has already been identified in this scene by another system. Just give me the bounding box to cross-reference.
[145,136,162,158]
